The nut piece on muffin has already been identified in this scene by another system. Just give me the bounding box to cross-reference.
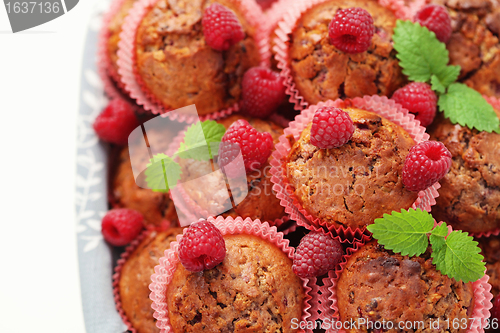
[134,0,261,116]
[166,234,305,332]
[112,127,179,226]
[337,240,474,333]
[428,112,500,234]
[430,0,500,97]
[117,227,184,333]
[178,114,286,224]
[289,0,406,105]
[285,107,418,230]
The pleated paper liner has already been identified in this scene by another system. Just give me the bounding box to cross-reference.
[149,216,316,332]
[117,0,269,123]
[272,0,411,112]
[269,96,441,242]
[318,225,494,333]
[112,224,182,333]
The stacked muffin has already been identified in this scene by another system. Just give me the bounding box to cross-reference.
[95,0,499,331]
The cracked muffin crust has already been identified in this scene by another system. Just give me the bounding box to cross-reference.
[476,234,500,299]
[430,0,500,97]
[285,107,418,230]
[166,234,305,332]
[118,227,184,333]
[112,128,179,226]
[135,0,260,116]
[428,112,500,234]
[337,241,474,333]
[179,114,286,223]
[289,0,406,106]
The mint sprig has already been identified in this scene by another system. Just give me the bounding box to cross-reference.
[393,20,500,133]
[367,209,485,283]
[177,120,226,160]
[144,153,182,193]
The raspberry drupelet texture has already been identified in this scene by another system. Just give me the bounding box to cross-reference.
[218,119,274,173]
[93,99,139,145]
[202,3,245,51]
[328,7,375,54]
[292,232,343,278]
[310,107,355,149]
[391,82,437,127]
[101,208,144,247]
[414,4,452,43]
[178,220,226,272]
[241,67,286,119]
[402,141,452,192]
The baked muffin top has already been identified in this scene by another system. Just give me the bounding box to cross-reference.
[428,112,500,234]
[179,115,286,223]
[166,234,305,332]
[135,0,260,115]
[285,107,417,230]
[431,0,500,97]
[337,241,474,333]
[289,0,405,105]
[477,234,500,298]
[119,227,184,333]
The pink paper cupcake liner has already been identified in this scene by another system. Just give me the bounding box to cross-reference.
[112,225,159,333]
[97,0,133,99]
[272,0,409,111]
[117,0,268,122]
[319,231,494,333]
[149,216,316,332]
[269,96,440,240]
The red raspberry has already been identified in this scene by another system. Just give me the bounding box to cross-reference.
[492,294,500,322]
[402,141,452,192]
[328,7,375,53]
[241,67,286,119]
[93,99,139,145]
[310,107,355,149]
[101,208,144,247]
[202,3,245,51]
[218,119,274,173]
[414,4,452,43]
[178,220,226,272]
[391,82,437,127]
[292,232,343,278]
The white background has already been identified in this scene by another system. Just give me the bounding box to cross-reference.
[0,1,101,332]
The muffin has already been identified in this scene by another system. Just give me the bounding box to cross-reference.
[430,0,500,98]
[116,227,184,333]
[164,231,305,332]
[106,0,138,85]
[285,107,418,230]
[178,114,286,224]
[133,0,261,116]
[336,240,474,333]
[477,234,500,299]
[428,112,500,234]
[288,0,406,106]
[112,127,179,226]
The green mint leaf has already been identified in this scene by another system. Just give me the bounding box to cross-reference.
[430,230,485,283]
[144,153,181,193]
[431,75,446,94]
[429,223,448,251]
[177,120,226,160]
[367,208,434,257]
[438,83,500,133]
[393,20,458,90]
